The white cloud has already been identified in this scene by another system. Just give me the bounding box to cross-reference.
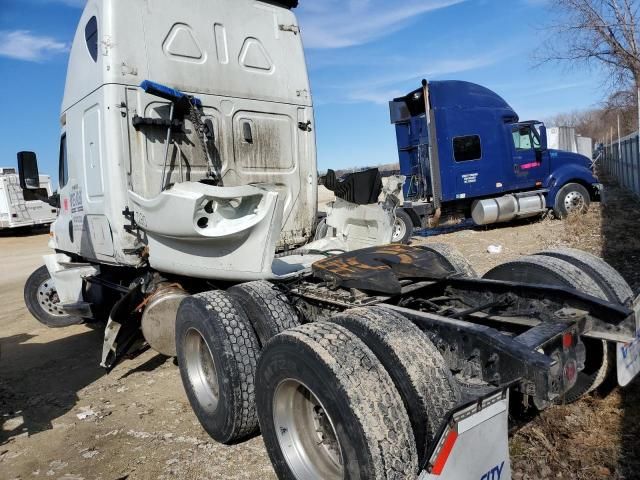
[369,54,506,88]
[298,0,467,49]
[0,30,69,62]
[315,50,506,105]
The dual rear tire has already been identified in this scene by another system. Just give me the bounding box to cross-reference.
[484,248,632,402]
[257,308,461,479]
[176,284,461,479]
[175,282,300,444]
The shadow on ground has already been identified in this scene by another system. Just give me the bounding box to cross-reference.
[0,328,104,444]
[0,226,50,238]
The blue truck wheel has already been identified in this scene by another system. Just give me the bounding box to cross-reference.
[553,183,591,219]
[392,210,413,244]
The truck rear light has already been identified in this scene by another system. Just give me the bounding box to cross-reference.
[564,359,577,385]
[562,332,574,350]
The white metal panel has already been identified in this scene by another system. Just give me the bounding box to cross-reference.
[86,215,115,257]
[421,394,511,480]
[617,295,640,386]
[138,0,310,106]
[577,136,593,158]
[83,105,105,199]
[0,178,9,219]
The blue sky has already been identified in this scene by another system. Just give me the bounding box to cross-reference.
[0,0,605,182]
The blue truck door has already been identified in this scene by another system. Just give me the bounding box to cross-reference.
[446,126,505,200]
[450,134,494,199]
[507,124,548,190]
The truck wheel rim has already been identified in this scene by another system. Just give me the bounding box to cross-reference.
[184,328,220,412]
[564,191,586,213]
[273,379,343,480]
[393,218,407,242]
[37,279,67,317]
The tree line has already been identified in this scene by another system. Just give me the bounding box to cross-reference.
[541,0,640,143]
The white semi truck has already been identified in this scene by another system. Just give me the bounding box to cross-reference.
[0,166,57,230]
[20,1,640,479]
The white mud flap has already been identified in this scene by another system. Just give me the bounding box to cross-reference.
[420,390,511,480]
[617,295,640,387]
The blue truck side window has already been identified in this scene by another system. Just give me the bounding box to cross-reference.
[453,135,482,162]
[85,16,98,62]
[512,127,539,150]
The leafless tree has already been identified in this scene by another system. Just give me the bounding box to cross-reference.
[542,0,640,87]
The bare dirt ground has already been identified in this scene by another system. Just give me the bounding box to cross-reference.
[1,176,639,480]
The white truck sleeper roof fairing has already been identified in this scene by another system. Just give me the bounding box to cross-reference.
[55,0,317,275]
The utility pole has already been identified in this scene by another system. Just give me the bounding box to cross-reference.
[618,114,622,157]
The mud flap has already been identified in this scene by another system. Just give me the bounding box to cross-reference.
[420,389,511,480]
[100,281,144,370]
[617,295,640,387]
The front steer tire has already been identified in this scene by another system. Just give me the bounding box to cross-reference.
[392,209,414,244]
[175,290,260,444]
[256,322,418,480]
[24,265,84,328]
[554,183,591,219]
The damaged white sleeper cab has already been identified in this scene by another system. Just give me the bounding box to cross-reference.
[21,1,640,480]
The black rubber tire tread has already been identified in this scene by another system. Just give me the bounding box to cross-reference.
[257,321,418,479]
[535,248,632,397]
[393,209,414,244]
[483,255,609,402]
[483,255,606,298]
[329,306,461,465]
[554,183,591,219]
[418,243,478,278]
[24,265,83,328]
[228,281,301,347]
[314,218,329,241]
[176,290,260,443]
[535,248,634,306]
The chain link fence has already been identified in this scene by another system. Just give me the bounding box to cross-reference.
[601,132,640,198]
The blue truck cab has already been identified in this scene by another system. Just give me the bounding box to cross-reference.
[389,80,600,241]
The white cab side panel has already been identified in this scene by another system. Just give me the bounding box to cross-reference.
[55,85,139,265]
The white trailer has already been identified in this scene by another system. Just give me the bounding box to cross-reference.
[547,126,593,159]
[0,168,57,230]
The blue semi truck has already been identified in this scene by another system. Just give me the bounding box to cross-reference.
[389,80,601,243]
